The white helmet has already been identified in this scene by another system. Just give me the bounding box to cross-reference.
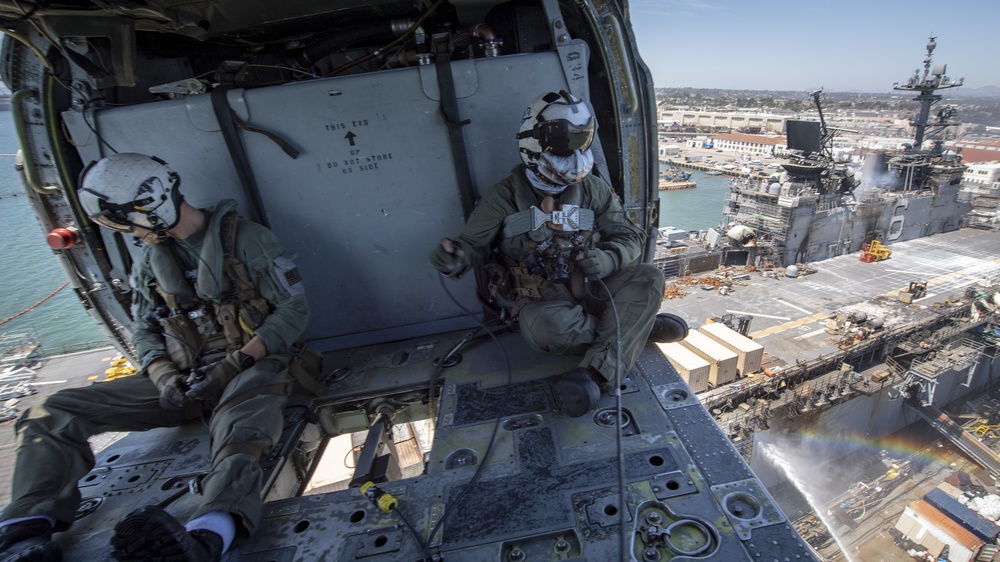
[517,91,596,186]
[79,153,183,232]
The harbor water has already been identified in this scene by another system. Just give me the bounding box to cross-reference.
[0,117,106,352]
[657,166,730,232]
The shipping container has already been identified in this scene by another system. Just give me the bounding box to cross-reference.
[699,322,765,375]
[924,488,1000,542]
[656,343,710,393]
[678,330,739,386]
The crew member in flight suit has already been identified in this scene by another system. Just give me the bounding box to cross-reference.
[430,91,688,418]
[0,153,313,562]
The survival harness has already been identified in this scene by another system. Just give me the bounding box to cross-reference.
[484,181,597,317]
[152,213,323,398]
[217,212,270,351]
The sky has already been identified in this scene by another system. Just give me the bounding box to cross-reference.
[628,0,999,93]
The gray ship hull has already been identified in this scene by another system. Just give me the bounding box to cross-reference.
[749,349,998,490]
[730,178,970,267]
[653,228,1000,489]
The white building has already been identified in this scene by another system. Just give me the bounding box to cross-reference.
[657,109,787,133]
[658,145,682,159]
[684,136,714,149]
[963,162,1000,186]
[895,499,985,562]
[855,136,913,151]
[710,133,783,157]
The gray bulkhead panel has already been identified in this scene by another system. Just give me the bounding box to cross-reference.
[65,50,583,349]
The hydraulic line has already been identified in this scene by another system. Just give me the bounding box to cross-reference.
[298,19,414,69]
[327,0,444,77]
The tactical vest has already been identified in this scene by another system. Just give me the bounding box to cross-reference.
[487,178,596,314]
[148,213,271,370]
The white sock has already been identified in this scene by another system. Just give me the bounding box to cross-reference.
[185,511,235,553]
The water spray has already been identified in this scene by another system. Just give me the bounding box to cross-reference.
[761,442,856,562]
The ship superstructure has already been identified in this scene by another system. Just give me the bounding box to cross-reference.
[718,37,971,269]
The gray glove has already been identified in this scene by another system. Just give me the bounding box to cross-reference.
[430,238,473,278]
[576,248,619,278]
[147,360,189,410]
[186,351,243,402]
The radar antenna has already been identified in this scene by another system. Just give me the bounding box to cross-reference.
[892,35,964,152]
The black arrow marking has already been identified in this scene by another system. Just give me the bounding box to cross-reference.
[345,131,357,146]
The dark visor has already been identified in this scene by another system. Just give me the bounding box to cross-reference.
[527,118,595,156]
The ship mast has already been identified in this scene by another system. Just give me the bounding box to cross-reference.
[892,36,963,153]
[810,89,832,160]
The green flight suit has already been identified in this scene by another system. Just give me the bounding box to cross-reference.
[440,165,664,384]
[1,200,310,537]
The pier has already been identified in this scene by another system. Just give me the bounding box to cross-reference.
[659,158,768,180]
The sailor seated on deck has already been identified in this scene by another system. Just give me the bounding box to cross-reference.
[430,91,689,418]
[0,153,320,562]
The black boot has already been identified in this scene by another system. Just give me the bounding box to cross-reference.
[111,506,223,562]
[0,519,61,562]
[549,367,601,418]
[648,313,689,343]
